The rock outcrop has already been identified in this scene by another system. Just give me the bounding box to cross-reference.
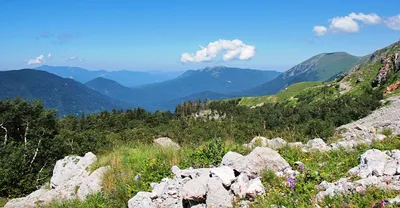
[332,95,400,150]
[4,152,108,208]
[154,137,181,149]
[128,147,295,208]
[316,149,400,201]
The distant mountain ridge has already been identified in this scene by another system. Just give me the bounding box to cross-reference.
[35,65,183,87]
[237,52,364,96]
[0,69,129,116]
[84,66,281,111]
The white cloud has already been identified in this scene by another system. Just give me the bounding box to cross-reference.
[313,12,393,36]
[69,56,78,60]
[349,12,381,24]
[385,15,400,30]
[27,54,52,65]
[180,39,255,63]
[313,26,328,36]
[329,16,360,33]
[27,55,46,65]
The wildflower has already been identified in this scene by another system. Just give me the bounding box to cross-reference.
[386,179,391,185]
[318,163,323,168]
[380,199,386,208]
[299,163,304,171]
[286,177,296,190]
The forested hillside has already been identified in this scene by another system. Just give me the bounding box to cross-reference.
[0,69,129,116]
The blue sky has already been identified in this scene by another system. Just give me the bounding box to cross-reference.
[0,0,399,72]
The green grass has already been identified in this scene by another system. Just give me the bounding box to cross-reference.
[239,82,323,106]
[42,135,400,208]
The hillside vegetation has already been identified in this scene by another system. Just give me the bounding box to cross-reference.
[0,69,129,116]
[238,52,363,97]
[1,41,399,207]
[239,82,323,106]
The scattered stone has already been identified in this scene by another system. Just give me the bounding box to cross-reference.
[154,137,181,149]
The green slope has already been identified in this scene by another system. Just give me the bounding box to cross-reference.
[239,82,323,106]
[236,52,362,97]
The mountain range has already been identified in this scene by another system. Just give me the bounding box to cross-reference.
[35,65,183,87]
[1,43,390,115]
[85,66,281,111]
[0,69,129,116]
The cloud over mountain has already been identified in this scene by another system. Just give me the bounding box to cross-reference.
[180,39,255,63]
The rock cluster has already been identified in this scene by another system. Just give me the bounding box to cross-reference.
[243,136,331,153]
[4,152,108,208]
[128,147,297,208]
[316,149,400,201]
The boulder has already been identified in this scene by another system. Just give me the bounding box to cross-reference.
[267,138,287,149]
[246,136,268,148]
[4,152,107,208]
[304,138,331,152]
[348,149,397,178]
[77,166,109,200]
[154,137,180,149]
[222,147,290,178]
[128,192,156,208]
[51,152,96,188]
[220,151,245,167]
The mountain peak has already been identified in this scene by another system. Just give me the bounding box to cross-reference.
[202,66,227,71]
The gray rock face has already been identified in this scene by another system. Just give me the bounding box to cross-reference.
[154,137,181,149]
[4,152,107,208]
